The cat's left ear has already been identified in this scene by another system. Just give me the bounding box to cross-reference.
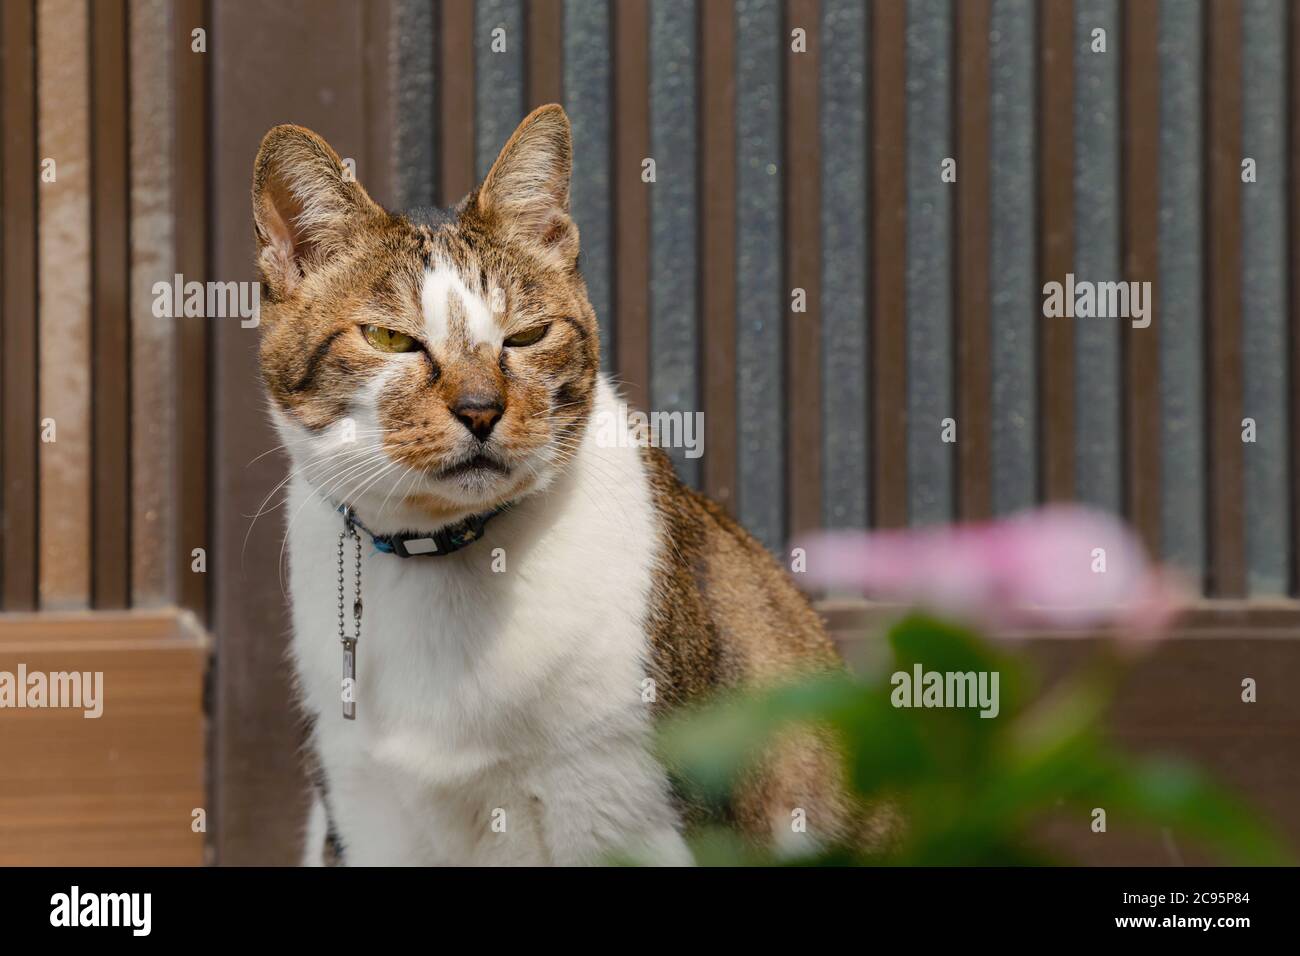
[252,124,386,300]
[473,104,577,268]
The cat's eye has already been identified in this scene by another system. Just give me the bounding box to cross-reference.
[504,323,549,348]
[362,324,419,353]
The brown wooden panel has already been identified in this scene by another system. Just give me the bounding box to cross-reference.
[700,0,737,512]
[613,0,650,411]
[363,0,395,209]
[1030,633,1300,864]
[1177,600,1300,631]
[211,0,374,866]
[0,608,204,641]
[871,0,907,528]
[824,603,1300,862]
[0,610,208,866]
[955,0,992,521]
[37,0,93,611]
[438,0,475,204]
[1,0,39,611]
[527,0,563,108]
[1205,0,1245,597]
[784,0,822,537]
[1123,0,1161,559]
[1038,0,1074,504]
[89,0,131,609]
[173,0,210,617]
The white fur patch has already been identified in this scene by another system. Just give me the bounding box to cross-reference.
[282,378,692,865]
[420,262,500,349]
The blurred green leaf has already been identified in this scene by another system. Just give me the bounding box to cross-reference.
[653,614,1294,866]
[656,672,862,800]
[887,613,1027,717]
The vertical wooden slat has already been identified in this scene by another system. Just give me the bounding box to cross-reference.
[211,0,373,865]
[903,0,953,527]
[1239,0,1288,595]
[438,0,475,204]
[819,0,869,528]
[563,0,613,368]
[700,0,737,511]
[130,0,176,608]
[1206,0,1245,596]
[37,0,92,609]
[173,0,209,616]
[735,0,784,550]
[989,0,1038,516]
[392,0,437,210]
[475,0,524,181]
[956,0,992,521]
[649,0,700,488]
[1073,0,1121,514]
[613,0,650,411]
[871,0,906,528]
[1038,0,1074,504]
[1124,0,1161,556]
[1291,0,1300,596]
[363,0,395,209]
[170,0,208,865]
[785,0,821,537]
[1156,0,1205,583]
[90,0,131,609]
[1,0,39,610]
[528,0,563,107]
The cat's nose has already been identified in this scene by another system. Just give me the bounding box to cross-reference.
[451,398,504,441]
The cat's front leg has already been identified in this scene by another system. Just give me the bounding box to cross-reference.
[302,794,329,866]
[525,741,694,866]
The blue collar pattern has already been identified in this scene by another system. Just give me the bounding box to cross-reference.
[337,503,503,558]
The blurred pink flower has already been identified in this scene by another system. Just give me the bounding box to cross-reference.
[796,506,1186,638]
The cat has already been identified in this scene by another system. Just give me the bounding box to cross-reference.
[254,104,850,865]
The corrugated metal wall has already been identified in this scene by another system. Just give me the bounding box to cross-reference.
[381,0,1297,593]
[2,0,1298,607]
[371,0,1294,595]
[2,0,1300,863]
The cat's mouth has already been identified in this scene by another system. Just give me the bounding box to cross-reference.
[433,452,510,480]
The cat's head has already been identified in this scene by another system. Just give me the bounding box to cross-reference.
[253,105,598,527]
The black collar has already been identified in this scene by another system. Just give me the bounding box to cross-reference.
[336,503,503,558]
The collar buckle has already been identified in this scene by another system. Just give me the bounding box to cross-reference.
[390,535,439,558]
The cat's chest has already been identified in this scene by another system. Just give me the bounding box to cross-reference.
[283,469,659,785]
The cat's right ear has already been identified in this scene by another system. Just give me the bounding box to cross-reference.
[252,124,384,301]
[472,104,577,269]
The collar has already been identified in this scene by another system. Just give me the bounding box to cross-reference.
[336,502,503,558]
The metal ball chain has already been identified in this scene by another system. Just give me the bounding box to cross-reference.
[337,508,363,719]
[337,515,363,644]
